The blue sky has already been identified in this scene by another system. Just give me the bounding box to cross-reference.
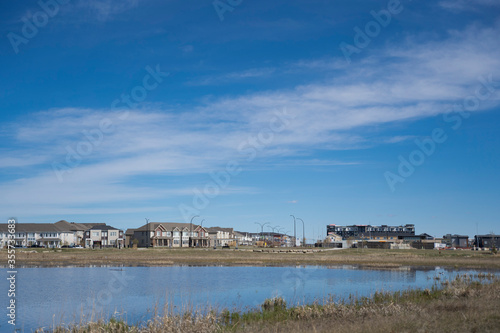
[1,0,500,240]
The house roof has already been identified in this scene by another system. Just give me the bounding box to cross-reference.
[206,226,234,233]
[54,220,89,232]
[0,223,62,233]
[81,223,106,228]
[0,221,120,234]
[89,224,121,231]
[234,231,251,237]
[125,228,136,235]
[135,222,204,232]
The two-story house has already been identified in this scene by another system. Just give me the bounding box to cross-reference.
[206,227,235,247]
[132,222,210,248]
[84,225,124,248]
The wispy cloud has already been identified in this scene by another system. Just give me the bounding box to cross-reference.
[2,22,500,217]
[382,136,417,144]
[439,0,500,12]
[74,0,142,21]
[188,68,276,86]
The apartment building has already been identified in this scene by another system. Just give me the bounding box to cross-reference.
[327,224,416,241]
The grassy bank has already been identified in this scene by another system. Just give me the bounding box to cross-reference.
[41,274,500,333]
[4,247,500,270]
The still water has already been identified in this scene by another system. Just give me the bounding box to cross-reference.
[0,265,495,332]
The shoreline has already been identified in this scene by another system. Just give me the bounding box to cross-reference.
[2,247,499,270]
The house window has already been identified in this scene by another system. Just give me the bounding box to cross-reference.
[110,231,117,237]
[162,231,167,237]
[156,231,161,236]
[167,232,171,237]
[92,232,99,237]
[173,231,179,237]
[174,240,179,244]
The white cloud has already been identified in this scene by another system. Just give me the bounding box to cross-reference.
[75,0,142,21]
[2,23,500,216]
[188,68,276,86]
[439,0,500,12]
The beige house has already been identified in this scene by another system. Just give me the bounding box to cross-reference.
[133,222,210,248]
[84,225,124,248]
[206,227,235,247]
[54,220,89,246]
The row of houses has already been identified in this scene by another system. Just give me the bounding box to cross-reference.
[325,224,500,250]
[125,222,275,248]
[0,219,285,249]
[3,220,497,250]
[0,220,124,248]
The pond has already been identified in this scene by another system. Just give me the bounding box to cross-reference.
[0,265,496,332]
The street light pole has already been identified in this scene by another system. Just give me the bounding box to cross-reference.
[255,222,270,242]
[190,215,199,248]
[277,227,285,246]
[267,225,280,247]
[290,215,296,247]
[297,218,305,247]
[198,219,205,247]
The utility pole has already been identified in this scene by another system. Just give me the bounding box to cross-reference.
[290,215,296,247]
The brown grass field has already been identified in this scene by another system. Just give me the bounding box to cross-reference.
[3,246,500,269]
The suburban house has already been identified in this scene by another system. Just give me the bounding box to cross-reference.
[125,228,137,247]
[0,223,65,248]
[326,233,343,243]
[443,234,470,248]
[206,227,235,247]
[84,224,125,248]
[54,220,89,247]
[474,234,500,249]
[132,222,210,248]
[234,231,253,246]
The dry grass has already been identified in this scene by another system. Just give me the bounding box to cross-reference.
[4,247,500,270]
[41,274,500,333]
